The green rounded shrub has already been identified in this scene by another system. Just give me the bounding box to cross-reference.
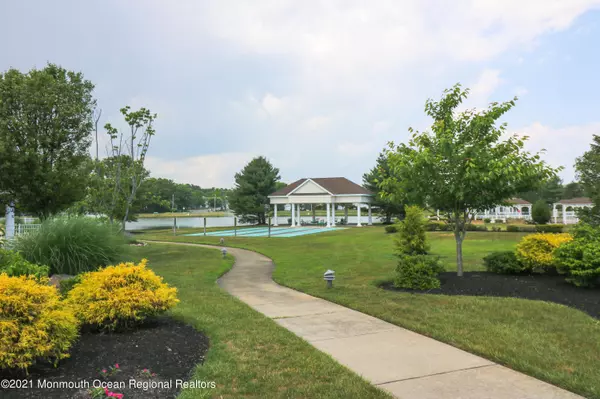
[384,225,398,234]
[535,224,564,233]
[15,216,126,275]
[483,251,523,274]
[394,254,444,290]
[0,248,49,279]
[554,224,600,287]
[532,200,551,224]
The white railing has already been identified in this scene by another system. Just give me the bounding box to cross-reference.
[15,223,41,236]
[474,212,531,220]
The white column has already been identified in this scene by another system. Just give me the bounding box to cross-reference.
[357,204,362,227]
[436,209,440,221]
[274,204,278,226]
[368,204,372,225]
[326,203,331,227]
[297,204,301,226]
[332,203,336,226]
[5,202,15,239]
[291,203,295,226]
[563,207,567,225]
[553,205,557,224]
[344,206,348,222]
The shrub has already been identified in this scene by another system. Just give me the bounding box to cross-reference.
[394,254,444,290]
[483,251,523,274]
[0,274,78,370]
[0,248,49,279]
[535,224,564,233]
[384,225,398,234]
[465,224,487,231]
[507,225,537,232]
[425,222,440,231]
[554,224,600,287]
[59,275,82,297]
[438,223,451,231]
[483,218,492,223]
[15,216,126,275]
[515,233,572,273]
[66,259,179,331]
[395,206,429,255]
[532,200,551,224]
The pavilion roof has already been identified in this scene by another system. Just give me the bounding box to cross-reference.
[269,177,372,196]
[556,197,593,205]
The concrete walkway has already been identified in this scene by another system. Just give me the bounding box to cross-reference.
[157,242,583,399]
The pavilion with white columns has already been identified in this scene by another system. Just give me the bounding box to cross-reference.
[268,177,373,227]
[553,197,593,224]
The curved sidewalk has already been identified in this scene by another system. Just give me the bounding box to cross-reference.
[156,242,583,399]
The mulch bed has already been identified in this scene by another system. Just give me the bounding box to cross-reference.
[0,317,209,399]
[381,272,600,319]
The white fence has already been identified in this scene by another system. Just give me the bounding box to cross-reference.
[15,223,41,236]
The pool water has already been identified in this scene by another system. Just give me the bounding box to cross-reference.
[185,226,347,238]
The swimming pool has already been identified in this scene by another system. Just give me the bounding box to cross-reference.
[185,226,347,238]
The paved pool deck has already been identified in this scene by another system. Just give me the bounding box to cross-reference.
[151,241,583,399]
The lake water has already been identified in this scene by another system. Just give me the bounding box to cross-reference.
[126,216,374,230]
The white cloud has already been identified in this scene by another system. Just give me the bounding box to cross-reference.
[145,153,257,188]
[513,122,600,182]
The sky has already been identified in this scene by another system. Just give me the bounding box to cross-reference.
[2,0,600,188]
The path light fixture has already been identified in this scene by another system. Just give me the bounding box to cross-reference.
[324,269,335,288]
[221,248,227,258]
[220,237,225,245]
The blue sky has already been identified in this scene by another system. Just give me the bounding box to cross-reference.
[2,1,600,188]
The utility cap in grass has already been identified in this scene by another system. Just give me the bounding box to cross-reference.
[220,238,225,245]
[221,248,227,257]
[324,270,335,281]
[324,269,335,288]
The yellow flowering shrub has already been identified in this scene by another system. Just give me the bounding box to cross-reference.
[0,274,79,371]
[515,233,573,272]
[66,259,179,331]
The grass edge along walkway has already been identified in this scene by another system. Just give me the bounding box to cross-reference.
[128,243,390,399]
[146,241,584,399]
[138,228,600,399]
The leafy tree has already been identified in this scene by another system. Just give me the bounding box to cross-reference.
[229,157,280,224]
[531,199,551,224]
[0,64,95,218]
[380,84,558,276]
[85,155,150,222]
[519,175,563,205]
[363,153,406,223]
[562,181,585,199]
[575,135,600,225]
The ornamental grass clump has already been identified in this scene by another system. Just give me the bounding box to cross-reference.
[66,259,179,331]
[0,274,79,371]
[515,233,572,273]
[15,216,126,275]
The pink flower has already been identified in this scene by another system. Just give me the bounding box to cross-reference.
[143,368,148,372]
[115,363,119,369]
[102,369,107,373]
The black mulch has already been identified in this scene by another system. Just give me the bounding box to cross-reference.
[0,317,209,399]
[381,272,600,319]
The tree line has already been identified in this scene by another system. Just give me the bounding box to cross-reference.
[0,64,231,228]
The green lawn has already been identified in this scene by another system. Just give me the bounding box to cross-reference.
[126,244,389,399]
[139,227,600,399]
